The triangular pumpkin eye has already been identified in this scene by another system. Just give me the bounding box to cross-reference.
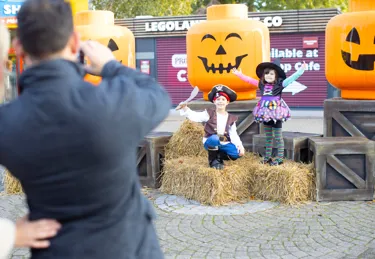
[346,28,360,44]
[106,38,122,64]
[107,38,119,52]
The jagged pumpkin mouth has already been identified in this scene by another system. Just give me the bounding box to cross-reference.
[197,54,248,74]
[341,50,375,71]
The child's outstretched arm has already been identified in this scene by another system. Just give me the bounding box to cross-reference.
[282,62,308,87]
[232,68,259,86]
[178,104,209,123]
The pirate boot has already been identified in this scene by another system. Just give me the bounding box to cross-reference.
[208,150,223,170]
[216,151,225,169]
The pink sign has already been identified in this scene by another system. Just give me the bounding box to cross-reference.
[140,60,150,74]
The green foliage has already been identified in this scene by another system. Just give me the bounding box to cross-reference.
[92,0,195,19]
[255,0,348,12]
[91,0,348,19]
[192,0,347,12]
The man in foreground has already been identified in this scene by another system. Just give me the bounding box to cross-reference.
[0,22,61,259]
[1,0,171,258]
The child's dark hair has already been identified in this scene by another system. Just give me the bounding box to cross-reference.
[261,68,278,84]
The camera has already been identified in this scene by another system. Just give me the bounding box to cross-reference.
[78,50,85,64]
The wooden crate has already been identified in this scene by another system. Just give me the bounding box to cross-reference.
[308,137,375,201]
[252,131,322,163]
[188,99,260,150]
[137,132,173,188]
[324,98,375,139]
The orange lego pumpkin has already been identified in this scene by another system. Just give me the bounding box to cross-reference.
[187,4,270,100]
[74,11,135,85]
[349,0,375,12]
[325,1,375,99]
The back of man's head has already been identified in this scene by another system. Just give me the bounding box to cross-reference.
[16,0,74,59]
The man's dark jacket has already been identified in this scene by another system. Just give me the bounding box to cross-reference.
[0,59,171,258]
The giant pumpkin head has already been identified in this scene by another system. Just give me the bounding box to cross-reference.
[325,1,375,100]
[74,10,135,85]
[187,4,270,100]
[349,0,375,12]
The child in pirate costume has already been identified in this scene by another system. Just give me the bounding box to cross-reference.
[179,85,245,170]
[232,59,307,166]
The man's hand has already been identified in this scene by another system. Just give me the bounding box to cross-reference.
[15,216,61,249]
[80,40,116,76]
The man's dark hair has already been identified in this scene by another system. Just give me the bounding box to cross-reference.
[17,0,74,59]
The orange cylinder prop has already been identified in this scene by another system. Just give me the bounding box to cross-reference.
[349,0,375,12]
[326,1,375,99]
[75,11,135,85]
[187,4,270,100]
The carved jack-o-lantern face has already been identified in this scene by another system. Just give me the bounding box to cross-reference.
[341,28,375,71]
[75,10,135,85]
[82,36,134,85]
[326,11,375,99]
[197,33,248,74]
[81,37,128,85]
[187,19,270,100]
[107,38,122,63]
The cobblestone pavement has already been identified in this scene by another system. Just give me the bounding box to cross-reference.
[2,191,375,259]
[154,194,279,215]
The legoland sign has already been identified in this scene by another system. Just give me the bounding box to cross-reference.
[145,16,283,32]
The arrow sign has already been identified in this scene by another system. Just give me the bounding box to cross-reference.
[282,81,307,95]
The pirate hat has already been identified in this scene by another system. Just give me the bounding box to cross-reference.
[255,58,286,80]
[208,84,237,103]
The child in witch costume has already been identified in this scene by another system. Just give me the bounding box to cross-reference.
[179,85,245,170]
[232,59,307,166]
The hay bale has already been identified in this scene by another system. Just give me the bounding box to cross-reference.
[161,152,316,206]
[165,119,206,160]
[236,153,316,205]
[160,156,251,206]
[3,170,23,194]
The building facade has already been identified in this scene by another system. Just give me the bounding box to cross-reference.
[116,8,340,107]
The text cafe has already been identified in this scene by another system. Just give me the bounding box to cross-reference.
[116,8,340,108]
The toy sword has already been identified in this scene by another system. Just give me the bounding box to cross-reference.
[175,86,199,110]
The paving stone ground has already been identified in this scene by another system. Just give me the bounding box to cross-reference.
[154,194,279,215]
[1,190,375,259]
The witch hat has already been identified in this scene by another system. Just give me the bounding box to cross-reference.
[255,58,286,80]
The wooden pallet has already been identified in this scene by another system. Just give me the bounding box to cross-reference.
[137,132,173,188]
[253,131,322,163]
[324,98,375,140]
[309,136,375,201]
